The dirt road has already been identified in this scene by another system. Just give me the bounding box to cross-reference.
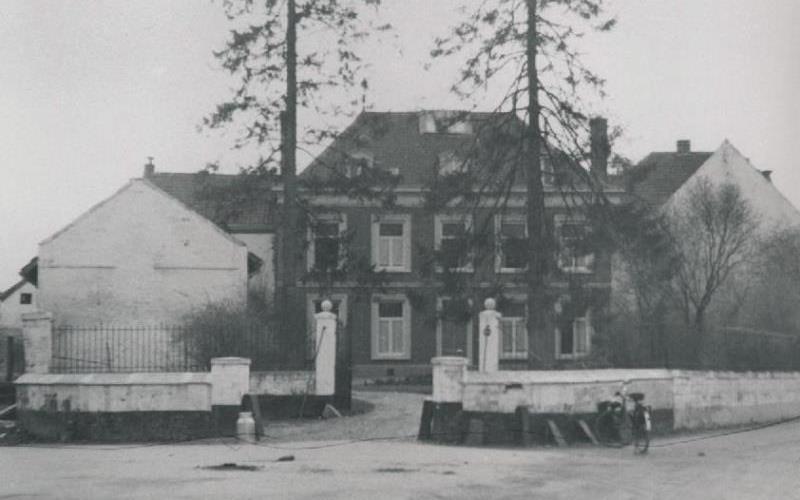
[2,391,799,499]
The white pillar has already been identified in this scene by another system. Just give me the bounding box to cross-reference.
[210,357,251,406]
[431,356,468,403]
[478,298,501,372]
[21,311,53,374]
[314,300,337,396]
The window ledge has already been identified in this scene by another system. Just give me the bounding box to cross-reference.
[555,353,590,360]
[497,268,526,274]
[500,353,528,361]
[559,267,593,275]
[371,354,411,361]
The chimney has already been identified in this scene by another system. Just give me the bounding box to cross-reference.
[760,170,773,183]
[676,140,691,154]
[589,117,609,179]
[143,157,155,178]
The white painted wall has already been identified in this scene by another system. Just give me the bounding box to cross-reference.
[0,281,38,328]
[249,370,313,395]
[456,368,800,430]
[38,179,248,326]
[666,141,800,234]
[14,372,212,412]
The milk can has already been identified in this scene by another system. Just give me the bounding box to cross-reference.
[236,411,257,443]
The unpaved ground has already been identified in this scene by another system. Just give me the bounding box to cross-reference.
[2,391,800,499]
[261,390,424,443]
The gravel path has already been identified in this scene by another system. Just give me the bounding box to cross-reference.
[260,390,425,443]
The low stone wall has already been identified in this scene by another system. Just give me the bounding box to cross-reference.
[250,370,313,395]
[672,370,800,430]
[426,358,800,445]
[463,369,674,414]
[15,372,212,412]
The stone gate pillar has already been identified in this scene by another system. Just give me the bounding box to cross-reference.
[478,298,501,372]
[314,300,337,396]
[21,311,53,374]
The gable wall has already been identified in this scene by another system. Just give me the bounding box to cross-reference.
[38,181,248,326]
[667,142,800,234]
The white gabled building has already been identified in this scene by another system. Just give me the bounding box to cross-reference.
[35,178,250,326]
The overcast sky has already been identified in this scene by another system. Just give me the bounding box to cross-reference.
[2,0,799,289]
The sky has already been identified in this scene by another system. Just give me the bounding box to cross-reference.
[2,0,799,289]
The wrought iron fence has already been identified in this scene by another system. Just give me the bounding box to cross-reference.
[51,324,309,373]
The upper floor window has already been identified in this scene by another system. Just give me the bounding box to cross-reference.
[434,215,473,272]
[495,215,527,273]
[500,299,527,360]
[308,215,346,272]
[555,214,595,273]
[556,310,592,359]
[371,214,411,272]
[20,293,32,305]
[371,295,411,360]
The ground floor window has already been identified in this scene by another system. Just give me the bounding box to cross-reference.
[556,311,592,359]
[371,295,411,360]
[437,297,472,359]
[499,300,527,360]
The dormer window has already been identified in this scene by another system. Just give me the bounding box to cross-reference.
[437,151,468,176]
[418,111,473,135]
[345,152,373,178]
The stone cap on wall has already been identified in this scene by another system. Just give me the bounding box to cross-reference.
[431,356,469,367]
[210,357,252,366]
[14,372,212,386]
[465,368,674,385]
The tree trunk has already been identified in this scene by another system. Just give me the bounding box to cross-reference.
[279,0,300,343]
[525,0,547,368]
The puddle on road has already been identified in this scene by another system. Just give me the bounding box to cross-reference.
[200,463,263,472]
[374,467,420,473]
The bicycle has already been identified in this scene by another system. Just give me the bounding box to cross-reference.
[593,387,651,454]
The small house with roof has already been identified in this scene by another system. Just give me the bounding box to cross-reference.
[0,279,37,329]
[32,178,252,327]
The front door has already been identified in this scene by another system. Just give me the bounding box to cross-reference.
[437,297,473,361]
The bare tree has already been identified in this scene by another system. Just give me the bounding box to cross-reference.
[429,0,616,366]
[204,0,390,336]
[668,178,759,349]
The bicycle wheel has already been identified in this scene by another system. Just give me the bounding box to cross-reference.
[633,425,650,454]
[593,411,623,447]
[618,412,633,447]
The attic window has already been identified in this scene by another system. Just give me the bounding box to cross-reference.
[438,151,468,176]
[345,152,373,178]
[419,111,473,135]
[20,293,32,305]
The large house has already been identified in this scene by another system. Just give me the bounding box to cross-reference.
[146,110,627,378]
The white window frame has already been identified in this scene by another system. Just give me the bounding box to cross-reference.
[555,214,595,274]
[494,214,527,274]
[371,214,412,272]
[555,310,593,360]
[371,294,412,360]
[434,214,474,272]
[307,214,347,272]
[499,296,528,360]
[435,296,473,361]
